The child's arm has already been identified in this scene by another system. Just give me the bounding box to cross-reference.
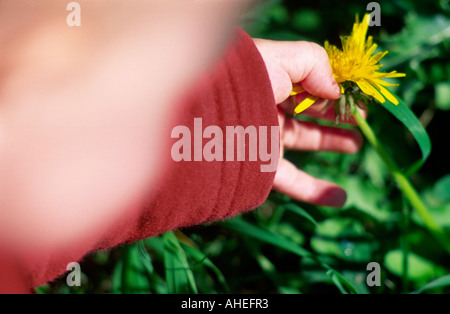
[26,28,279,287]
[0,4,361,291]
[26,30,362,288]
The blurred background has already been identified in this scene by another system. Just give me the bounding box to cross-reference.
[37,0,450,294]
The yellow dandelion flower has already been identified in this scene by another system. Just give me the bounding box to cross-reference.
[292,14,405,115]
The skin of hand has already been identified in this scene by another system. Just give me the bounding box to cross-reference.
[254,39,364,208]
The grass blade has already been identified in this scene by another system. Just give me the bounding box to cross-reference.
[180,242,229,292]
[162,231,198,294]
[284,203,318,226]
[223,217,311,258]
[411,274,450,294]
[327,270,360,294]
[223,217,360,294]
[121,244,152,294]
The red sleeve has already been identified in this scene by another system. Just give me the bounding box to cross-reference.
[0,252,32,294]
[22,28,279,289]
[120,28,280,243]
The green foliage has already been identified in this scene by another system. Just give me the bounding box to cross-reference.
[378,95,431,164]
[412,274,450,294]
[37,0,450,294]
[384,249,446,283]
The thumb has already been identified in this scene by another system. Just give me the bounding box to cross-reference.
[281,41,340,100]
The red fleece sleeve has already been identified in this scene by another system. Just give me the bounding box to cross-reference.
[121,28,280,243]
[23,28,279,289]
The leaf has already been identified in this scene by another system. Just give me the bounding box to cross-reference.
[335,175,397,222]
[278,286,302,294]
[122,244,153,294]
[362,147,388,187]
[284,203,318,226]
[315,217,366,238]
[110,243,160,294]
[180,242,229,292]
[162,231,198,294]
[311,217,377,263]
[402,79,425,108]
[327,270,359,294]
[412,274,450,294]
[223,217,311,258]
[411,203,450,229]
[381,14,450,69]
[328,271,348,294]
[435,82,450,111]
[111,259,123,294]
[274,222,305,246]
[34,285,51,294]
[292,9,321,31]
[378,95,431,164]
[384,249,445,283]
[433,174,450,202]
[224,217,360,294]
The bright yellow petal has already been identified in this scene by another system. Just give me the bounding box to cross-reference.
[294,95,319,114]
[356,80,385,103]
[373,79,399,87]
[369,51,388,64]
[323,13,404,109]
[375,83,399,105]
[386,71,406,78]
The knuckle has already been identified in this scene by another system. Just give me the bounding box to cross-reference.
[308,42,328,61]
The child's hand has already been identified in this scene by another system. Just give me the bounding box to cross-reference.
[254,39,363,207]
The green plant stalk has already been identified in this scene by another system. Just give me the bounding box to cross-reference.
[401,199,409,293]
[352,107,450,254]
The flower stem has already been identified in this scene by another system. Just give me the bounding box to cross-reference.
[351,107,450,254]
[401,198,409,292]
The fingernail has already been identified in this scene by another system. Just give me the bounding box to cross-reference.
[320,188,347,207]
[332,80,341,97]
